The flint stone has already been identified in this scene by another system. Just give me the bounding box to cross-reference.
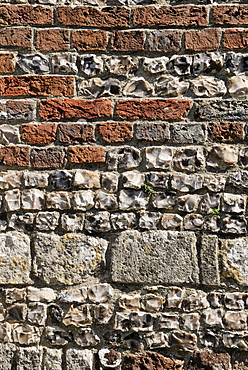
[35,212,60,231]
[145,332,168,348]
[171,174,203,193]
[23,172,48,188]
[51,54,77,74]
[85,211,111,233]
[33,233,108,285]
[111,230,199,284]
[221,215,247,234]
[105,56,138,76]
[17,54,50,74]
[80,54,103,77]
[0,231,31,284]
[101,172,119,193]
[107,147,141,170]
[61,213,84,232]
[143,57,168,74]
[111,212,137,230]
[0,125,19,145]
[146,147,173,170]
[0,172,22,190]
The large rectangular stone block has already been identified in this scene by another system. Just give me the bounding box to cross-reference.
[111,230,199,284]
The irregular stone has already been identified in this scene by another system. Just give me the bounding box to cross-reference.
[208,292,223,308]
[23,172,48,188]
[161,214,183,230]
[229,74,248,97]
[44,326,73,346]
[101,172,119,193]
[119,295,141,311]
[49,170,72,189]
[222,332,248,350]
[4,189,20,211]
[74,169,100,189]
[27,287,56,302]
[122,171,145,189]
[222,52,242,75]
[221,193,245,213]
[0,125,19,145]
[123,77,153,97]
[72,190,94,211]
[5,288,26,304]
[0,231,30,285]
[46,191,70,210]
[51,53,77,74]
[182,313,200,331]
[95,190,118,210]
[178,194,201,212]
[168,288,184,309]
[224,311,247,330]
[199,193,220,214]
[80,54,103,76]
[207,145,238,170]
[12,324,41,345]
[61,213,84,232]
[184,214,204,230]
[6,303,27,322]
[123,332,142,350]
[16,347,42,370]
[48,304,64,324]
[158,313,179,329]
[0,323,12,342]
[79,77,120,98]
[228,171,248,189]
[88,284,113,303]
[145,147,173,169]
[155,75,189,96]
[119,190,149,210]
[63,304,91,327]
[142,294,164,312]
[146,172,169,189]
[204,174,226,192]
[21,189,44,210]
[145,332,168,349]
[174,148,205,172]
[201,235,220,286]
[43,348,62,370]
[36,211,60,231]
[17,54,50,74]
[192,52,223,75]
[171,331,197,351]
[147,30,181,52]
[123,352,184,370]
[27,302,47,325]
[143,57,168,74]
[139,211,161,229]
[182,292,209,311]
[188,351,231,370]
[202,308,224,327]
[111,230,199,284]
[167,55,192,75]
[105,56,139,76]
[195,100,248,121]
[224,292,245,310]
[171,174,203,193]
[0,172,21,190]
[192,76,226,97]
[75,328,100,347]
[8,213,34,232]
[0,100,35,121]
[59,288,87,304]
[221,215,247,234]
[66,348,94,370]
[136,122,170,142]
[170,124,205,144]
[152,192,177,210]
[98,348,122,368]
[94,304,112,325]
[114,312,131,331]
[111,212,137,230]
[33,233,107,285]
[107,147,141,170]
[85,211,111,233]
[129,312,156,331]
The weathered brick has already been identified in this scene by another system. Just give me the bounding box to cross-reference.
[223,29,248,50]
[208,122,244,142]
[0,76,74,97]
[185,28,221,51]
[136,123,169,142]
[0,100,36,121]
[58,124,95,144]
[21,124,56,145]
[36,29,70,51]
[0,5,53,26]
[69,146,105,164]
[213,5,248,26]
[97,122,133,143]
[195,100,248,121]
[57,6,129,27]
[0,28,31,49]
[0,146,29,167]
[110,31,145,51]
[0,53,15,74]
[39,99,113,121]
[116,99,191,120]
[188,351,231,370]
[72,30,108,51]
[146,30,181,52]
[123,352,184,370]
[133,5,208,27]
[31,148,67,168]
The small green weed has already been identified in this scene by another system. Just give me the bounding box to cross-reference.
[210,208,220,216]
[141,183,155,196]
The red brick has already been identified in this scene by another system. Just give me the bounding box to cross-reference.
[133,5,207,27]
[0,28,31,49]
[98,122,133,143]
[123,352,184,370]
[146,30,181,52]
[0,5,53,26]
[72,30,108,51]
[0,100,36,121]
[116,99,191,120]
[69,146,105,164]
[184,28,221,51]
[57,6,129,28]
[223,29,248,49]
[39,99,113,121]
[208,122,244,142]
[213,5,248,25]
[110,31,145,51]
[0,76,74,97]
[31,147,67,168]
[21,124,56,144]
[0,146,29,167]
[188,351,231,370]
[36,29,70,51]
[58,124,95,144]
[0,53,15,74]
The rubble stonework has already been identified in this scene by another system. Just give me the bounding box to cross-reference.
[0,0,248,368]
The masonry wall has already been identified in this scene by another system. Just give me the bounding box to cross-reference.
[1,0,248,369]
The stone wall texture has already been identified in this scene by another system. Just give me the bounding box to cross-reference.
[1,0,248,368]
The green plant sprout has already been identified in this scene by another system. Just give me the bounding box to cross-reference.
[210,208,220,216]
[141,183,155,196]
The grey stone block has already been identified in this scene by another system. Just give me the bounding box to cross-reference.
[200,235,220,286]
[111,230,199,284]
